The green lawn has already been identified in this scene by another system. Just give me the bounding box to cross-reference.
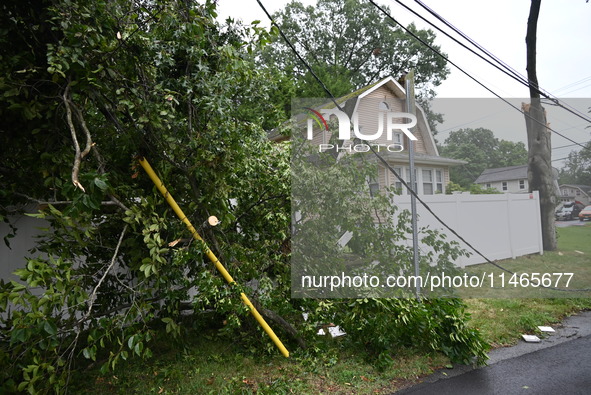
[72,335,450,394]
[463,223,591,346]
[72,224,591,394]
[459,223,591,298]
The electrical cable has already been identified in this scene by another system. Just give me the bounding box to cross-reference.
[256,0,591,293]
[368,0,591,152]
[411,0,591,125]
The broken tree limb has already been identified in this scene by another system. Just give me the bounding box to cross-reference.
[63,84,93,193]
[250,298,307,350]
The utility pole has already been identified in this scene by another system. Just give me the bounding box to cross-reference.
[524,0,557,250]
[404,71,421,297]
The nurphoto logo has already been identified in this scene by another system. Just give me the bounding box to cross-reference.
[305,107,418,153]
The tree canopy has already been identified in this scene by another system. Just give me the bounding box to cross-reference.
[261,0,449,99]
[0,0,487,392]
[439,128,529,188]
[558,142,591,186]
[0,0,294,390]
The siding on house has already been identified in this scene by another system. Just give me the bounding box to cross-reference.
[475,165,530,193]
[559,184,591,205]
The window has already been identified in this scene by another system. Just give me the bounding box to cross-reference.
[391,131,403,145]
[422,169,433,195]
[368,175,379,197]
[435,170,444,193]
[486,183,491,188]
[519,179,526,190]
[576,189,581,196]
[502,181,508,191]
[418,168,444,195]
[393,166,403,194]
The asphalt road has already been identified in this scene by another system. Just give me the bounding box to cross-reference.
[396,311,591,395]
[397,335,591,394]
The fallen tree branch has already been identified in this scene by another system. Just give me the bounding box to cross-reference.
[63,84,93,192]
[250,298,307,350]
[63,223,128,388]
[14,192,127,210]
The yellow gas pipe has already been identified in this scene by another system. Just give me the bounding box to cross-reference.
[138,157,289,358]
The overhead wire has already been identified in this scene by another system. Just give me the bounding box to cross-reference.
[552,75,591,94]
[411,0,591,125]
[255,0,591,293]
[369,0,590,152]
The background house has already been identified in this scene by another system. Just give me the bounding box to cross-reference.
[475,164,561,195]
[474,165,529,193]
[283,76,465,195]
[559,184,591,205]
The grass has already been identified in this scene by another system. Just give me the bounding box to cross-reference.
[71,334,449,394]
[463,223,591,345]
[71,224,591,394]
[459,223,591,298]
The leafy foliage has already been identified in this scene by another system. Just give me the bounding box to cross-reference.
[558,141,591,186]
[333,298,489,369]
[0,0,488,392]
[261,0,449,99]
[289,132,488,365]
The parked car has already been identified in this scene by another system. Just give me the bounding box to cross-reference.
[579,205,591,221]
[556,202,584,221]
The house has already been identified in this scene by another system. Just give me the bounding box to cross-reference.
[558,184,591,205]
[474,165,530,193]
[273,76,465,195]
[475,165,561,194]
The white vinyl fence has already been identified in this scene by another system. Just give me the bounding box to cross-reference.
[392,191,543,267]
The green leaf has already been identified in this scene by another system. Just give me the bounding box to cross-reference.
[43,321,58,336]
[127,334,136,350]
[93,178,108,191]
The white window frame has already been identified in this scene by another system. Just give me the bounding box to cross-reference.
[435,169,444,194]
[422,169,434,195]
[502,181,508,191]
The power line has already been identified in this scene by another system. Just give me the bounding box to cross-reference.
[369,0,590,152]
[554,141,590,150]
[553,75,591,94]
[389,0,530,92]
[411,0,591,125]
[255,0,591,293]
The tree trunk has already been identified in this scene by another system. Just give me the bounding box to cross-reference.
[524,0,557,251]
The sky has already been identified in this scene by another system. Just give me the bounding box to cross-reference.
[215,0,591,166]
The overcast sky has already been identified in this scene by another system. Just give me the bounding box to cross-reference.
[215,0,591,165]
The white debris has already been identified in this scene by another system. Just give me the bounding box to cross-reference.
[317,326,346,337]
[522,334,541,343]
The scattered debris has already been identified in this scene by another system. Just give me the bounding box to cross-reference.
[317,326,346,337]
[522,334,541,343]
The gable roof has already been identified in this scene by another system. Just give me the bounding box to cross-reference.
[474,165,528,184]
[269,76,442,160]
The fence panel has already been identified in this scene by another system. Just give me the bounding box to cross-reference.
[392,192,543,267]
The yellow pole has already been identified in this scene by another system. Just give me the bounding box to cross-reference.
[138,157,289,358]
